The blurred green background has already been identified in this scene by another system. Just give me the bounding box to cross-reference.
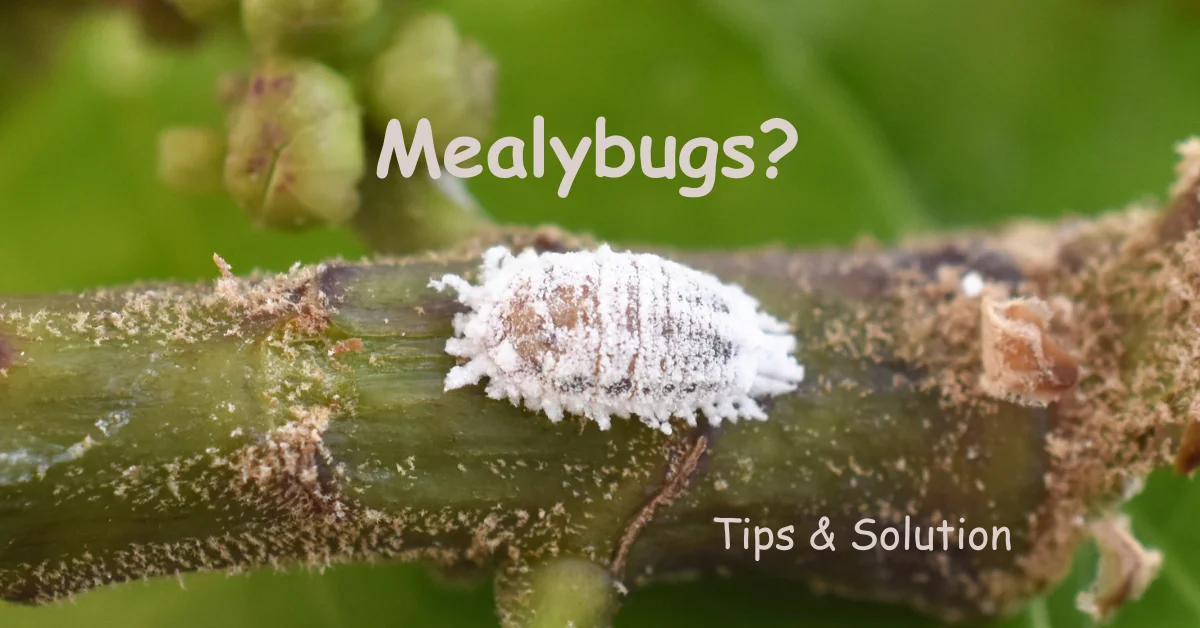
[2,0,1200,626]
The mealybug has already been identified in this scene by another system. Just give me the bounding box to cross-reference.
[429,245,805,433]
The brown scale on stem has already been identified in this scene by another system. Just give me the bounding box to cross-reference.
[1175,415,1200,475]
[979,297,1079,406]
[954,141,1200,616]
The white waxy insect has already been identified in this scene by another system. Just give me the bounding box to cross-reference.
[429,245,806,434]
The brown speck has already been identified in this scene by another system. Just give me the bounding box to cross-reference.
[531,233,571,253]
[271,171,296,196]
[330,338,364,357]
[271,75,295,95]
[979,297,1079,406]
[245,154,267,175]
[249,74,266,97]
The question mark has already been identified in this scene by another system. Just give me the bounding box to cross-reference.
[760,118,798,180]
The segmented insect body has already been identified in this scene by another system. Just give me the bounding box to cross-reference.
[429,245,806,433]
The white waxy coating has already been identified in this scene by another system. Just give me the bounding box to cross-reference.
[429,245,806,434]
[960,271,984,298]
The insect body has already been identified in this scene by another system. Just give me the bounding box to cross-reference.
[429,245,805,433]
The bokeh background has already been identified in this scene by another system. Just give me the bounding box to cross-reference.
[2,0,1200,626]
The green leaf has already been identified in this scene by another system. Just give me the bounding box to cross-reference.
[436,0,933,247]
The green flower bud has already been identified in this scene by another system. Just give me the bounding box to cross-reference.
[165,0,238,24]
[157,127,226,193]
[364,13,497,146]
[223,57,365,230]
[84,10,167,98]
[242,0,381,54]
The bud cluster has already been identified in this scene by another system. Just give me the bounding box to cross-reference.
[151,0,497,239]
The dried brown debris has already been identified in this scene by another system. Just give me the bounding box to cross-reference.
[212,253,331,336]
[1174,410,1200,475]
[1076,514,1162,623]
[979,297,1079,406]
[226,405,341,518]
[329,337,365,356]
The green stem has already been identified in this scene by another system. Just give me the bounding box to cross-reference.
[350,160,494,254]
[0,221,1184,625]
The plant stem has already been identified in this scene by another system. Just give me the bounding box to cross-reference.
[350,161,494,255]
[0,216,1188,625]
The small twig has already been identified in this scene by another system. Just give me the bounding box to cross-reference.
[610,433,708,579]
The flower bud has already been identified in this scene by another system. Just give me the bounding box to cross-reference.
[242,0,380,53]
[158,127,225,193]
[223,57,365,230]
[364,13,496,146]
[84,9,166,97]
